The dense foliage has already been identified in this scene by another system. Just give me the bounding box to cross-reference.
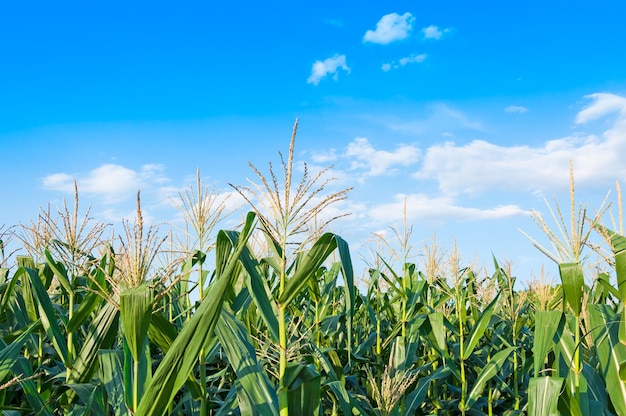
[1,127,625,415]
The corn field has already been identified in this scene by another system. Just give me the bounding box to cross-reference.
[2,124,626,415]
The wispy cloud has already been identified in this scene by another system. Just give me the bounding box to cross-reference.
[504,105,529,113]
[422,25,450,40]
[307,54,351,85]
[42,163,170,204]
[382,53,427,71]
[368,193,527,224]
[575,93,626,123]
[414,97,626,196]
[346,137,420,176]
[363,12,414,45]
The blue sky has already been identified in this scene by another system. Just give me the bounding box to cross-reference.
[2,1,626,284]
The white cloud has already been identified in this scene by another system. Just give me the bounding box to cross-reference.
[368,193,528,223]
[307,54,350,86]
[383,53,428,71]
[42,163,170,203]
[399,53,427,66]
[575,93,626,124]
[309,149,338,163]
[422,25,449,40]
[414,113,626,197]
[505,105,529,113]
[346,137,420,176]
[363,12,414,44]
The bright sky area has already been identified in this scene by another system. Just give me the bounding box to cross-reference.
[2,1,626,285]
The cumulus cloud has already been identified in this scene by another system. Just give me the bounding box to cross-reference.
[42,163,170,203]
[504,105,529,113]
[307,54,350,86]
[383,53,427,71]
[575,93,626,124]
[422,25,450,40]
[414,102,626,196]
[346,137,420,176]
[363,12,414,44]
[368,193,528,223]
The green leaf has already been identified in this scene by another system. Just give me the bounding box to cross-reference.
[284,363,321,416]
[0,320,40,382]
[215,308,279,415]
[237,244,280,342]
[44,250,73,294]
[12,356,54,416]
[463,292,499,359]
[279,233,338,307]
[588,304,626,415]
[69,301,120,385]
[559,263,584,317]
[404,366,451,414]
[120,284,153,363]
[99,350,129,416]
[528,376,564,416]
[135,212,256,416]
[20,265,69,365]
[427,312,447,357]
[533,310,563,377]
[466,346,516,409]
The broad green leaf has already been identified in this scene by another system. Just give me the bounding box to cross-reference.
[559,263,584,317]
[44,250,73,294]
[284,363,321,416]
[463,292,499,359]
[466,346,516,409]
[528,376,564,416]
[404,366,451,414]
[64,383,106,415]
[0,320,39,382]
[237,244,280,342]
[67,253,111,333]
[120,284,153,363]
[135,212,256,416]
[69,301,119,385]
[215,308,278,415]
[336,235,355,365]
[12,356,54,416]
[534,310,563,377]
[19,265,69,365]
[588,304,626,414]
[124,337,152,412]
[99,350,129,416]
[279,233,338,307]
[428,312,447,357]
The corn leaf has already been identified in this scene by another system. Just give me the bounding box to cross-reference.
[463,292,499,360]
[559,263,584,317]
[466,346,516,409]
[99,350,129,416]
[135,212,256,416]
[533,310,563,377]
[528,376,564,416]
[215,308,278,415]
[279,233,338,307]
[284,363,321,416]
[588,304,626,414]
[120,284,153,363]
[237,244,280,342]
[0,320,39,382]
[20,265,69,365]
